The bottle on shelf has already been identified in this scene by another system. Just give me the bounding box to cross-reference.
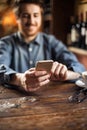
[68,12,87,50]
[67,16,77,46]
[85,11,87,49]
[79,12,86,49]
[70,15,81,48]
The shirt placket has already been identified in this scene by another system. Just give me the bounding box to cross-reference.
[28,44,33,68]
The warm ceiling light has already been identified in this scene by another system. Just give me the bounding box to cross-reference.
[2,11,17,26]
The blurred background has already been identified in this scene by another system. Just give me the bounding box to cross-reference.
[0,0,87,46]
[0,0,87,69]
[0,0,17,37]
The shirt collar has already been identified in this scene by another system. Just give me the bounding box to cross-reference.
[17,32,43,45]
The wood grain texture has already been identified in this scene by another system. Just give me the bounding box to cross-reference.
[0,81,87,130]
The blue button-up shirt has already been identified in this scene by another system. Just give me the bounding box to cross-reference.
[0,32,85,76]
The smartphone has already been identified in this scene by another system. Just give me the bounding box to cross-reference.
[36,60,53,73]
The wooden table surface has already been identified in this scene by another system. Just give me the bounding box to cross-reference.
[0,81,87,130]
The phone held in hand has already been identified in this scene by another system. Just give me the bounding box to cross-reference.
[36,60,53,73]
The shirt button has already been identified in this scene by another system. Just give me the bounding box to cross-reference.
[29,60,33,65]
[29,48,32,52]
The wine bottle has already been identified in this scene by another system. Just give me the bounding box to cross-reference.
[80,12,86,49]
[85,11,87,49]
[67,16,76,46]
[74,13,82,48]
[70,16,77,46]
[71,15,80,48]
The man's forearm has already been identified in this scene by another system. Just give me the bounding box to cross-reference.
[9,73,23,87]
[66,70,81,80]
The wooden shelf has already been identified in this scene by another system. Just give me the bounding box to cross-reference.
[68,47,87,69]
[68,47,87,56]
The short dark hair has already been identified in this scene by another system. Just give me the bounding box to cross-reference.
[13,0,44,16]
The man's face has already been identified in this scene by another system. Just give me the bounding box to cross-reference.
[16,4,42,37]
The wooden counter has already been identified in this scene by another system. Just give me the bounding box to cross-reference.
[0,81,87,130]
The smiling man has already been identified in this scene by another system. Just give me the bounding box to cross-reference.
[16,2,43,42]
[0,0,86,92]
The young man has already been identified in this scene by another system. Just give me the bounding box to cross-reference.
[0,0,85,92]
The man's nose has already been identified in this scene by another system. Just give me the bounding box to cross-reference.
[28,16,34,24]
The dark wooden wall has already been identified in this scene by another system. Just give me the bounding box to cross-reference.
[52,0,75,43]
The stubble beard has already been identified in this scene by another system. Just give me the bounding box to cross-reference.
[24,24,42,37]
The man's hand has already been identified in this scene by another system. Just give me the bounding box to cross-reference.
[10,68,50,92]
[50,62,68,81]
[50,62,80,81]
[10,62,81,92]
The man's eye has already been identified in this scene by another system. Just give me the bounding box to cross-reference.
[22,14,29,18]
[34,14,39,17]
